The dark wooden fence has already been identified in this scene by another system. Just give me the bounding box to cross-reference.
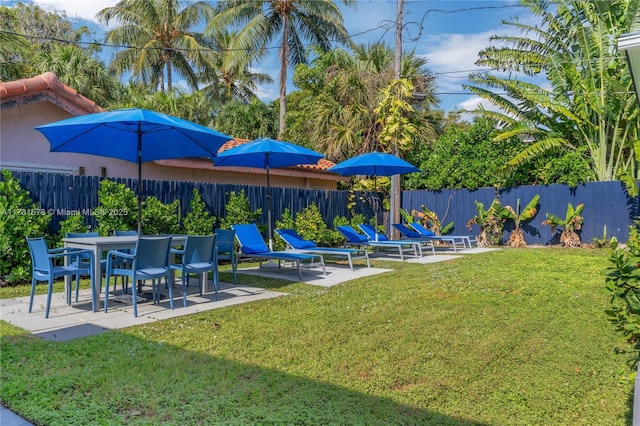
[6,171,638,245]
[8,172,381,235]
[403,181,639,245]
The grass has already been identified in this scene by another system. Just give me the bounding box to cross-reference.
[0,248,635,425]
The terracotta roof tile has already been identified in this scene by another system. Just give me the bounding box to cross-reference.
[0,72,105,115]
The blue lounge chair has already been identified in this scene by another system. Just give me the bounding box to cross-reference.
[359,223,436,256]
[358,223,436,256]
[336,225,422,260]
[231,224,326,280]
[407,222,471,251]
[275,229,370,270]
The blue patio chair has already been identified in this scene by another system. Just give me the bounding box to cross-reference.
[214,229,237,286]
[113,230,139,292]
[275,228,370,270]
[407,222,468,252]
[336,225,422,260]
[26,237,95,318]
[231,223,326,280]
[104,236,174,317]
[171,234,218,305]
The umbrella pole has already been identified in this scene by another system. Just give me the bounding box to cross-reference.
[266,161,273,250]
[137,128,142,235]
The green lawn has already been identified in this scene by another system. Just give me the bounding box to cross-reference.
[0,248,634,425]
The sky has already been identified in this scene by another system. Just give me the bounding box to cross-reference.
[19,0,538,113]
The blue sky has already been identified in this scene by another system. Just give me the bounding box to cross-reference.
[25,0,536,112]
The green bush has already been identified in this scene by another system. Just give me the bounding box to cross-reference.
[142,197,181,235]
[273,208,295,251]
[218,190,262,230]
[183,188,216,235]
[95,180,137,235]
[294,204,342,246]
[0,170,51,284]
[56,214,90,246]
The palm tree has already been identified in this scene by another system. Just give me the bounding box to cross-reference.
[465,0,640,186]
[200,30,274,103]
[97,0,216,92]
[32,45,121,106]
[295,43,438,162]
[208,0,355,138]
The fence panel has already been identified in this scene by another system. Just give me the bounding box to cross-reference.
[6,171,638,245]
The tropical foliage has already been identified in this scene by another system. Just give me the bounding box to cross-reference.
[466,199,510,246]
[542,203,585,247]
[97,0,216,92]
[291,43,439,163]
[503,194,540,247]
[465,0,640,187]
[0,4,120,106]
[208,0,355,138]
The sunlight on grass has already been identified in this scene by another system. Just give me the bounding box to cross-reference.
[0,248,633,425]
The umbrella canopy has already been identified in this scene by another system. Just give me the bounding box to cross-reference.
[35,108,233,234]
[326,151,420,177]
[214,138,325,249]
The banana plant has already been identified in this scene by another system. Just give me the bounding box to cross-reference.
[412,205,453,236]
[503,194,540,247]
[466,198,510,246]
[542,203,584,247]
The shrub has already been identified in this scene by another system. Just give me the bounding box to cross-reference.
[56,214,90,246]
[141,197,181,235]
[0,170,51,284]
[218,190,262,230]
[274,208,295,251]
[183,188,216,235]
[294,203,341,246]
[95,180,137,236]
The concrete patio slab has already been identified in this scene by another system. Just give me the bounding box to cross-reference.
[0,280,285,342]
[236,264,392,287]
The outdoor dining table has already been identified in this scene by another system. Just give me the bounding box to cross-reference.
[63,235,187,311]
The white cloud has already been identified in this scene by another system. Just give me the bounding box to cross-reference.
[33,1,117,25]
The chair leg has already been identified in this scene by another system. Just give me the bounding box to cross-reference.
[75,274,81,303]
[45,278,54,319]
[28,278,37,313]
[132,278,138,317]
[104,271,111,314]
[167,274,174,310]
[182,272,188,308]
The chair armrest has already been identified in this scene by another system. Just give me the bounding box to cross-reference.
[170,247,185,255]
[48,249,94,259]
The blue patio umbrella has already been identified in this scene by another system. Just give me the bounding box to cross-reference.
[35,108,233,234]
[327,152,421,226]
[214,138,324,249]
[326,151,421,178]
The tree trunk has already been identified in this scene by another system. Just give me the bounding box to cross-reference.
[278,13,289,139]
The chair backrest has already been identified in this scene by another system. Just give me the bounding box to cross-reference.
[65,232,99,260]
[230,224,269,254]
[336,226,368,244]
[66,232,99,238]
[409,222,435,236]
[358,224,388,241]
[114,230,138,236]
[215,229,236,254]
[182,235,216,264]
[134,237,172,270]
[275,229,316,249]
[392,223,421,239]
[26,237,51,273]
